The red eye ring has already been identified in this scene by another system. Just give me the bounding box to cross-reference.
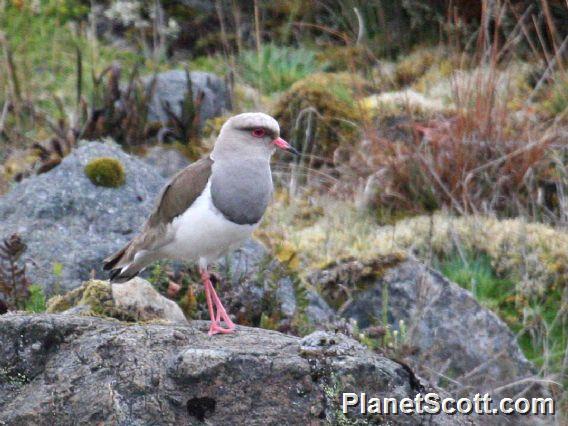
[252,128,266,138]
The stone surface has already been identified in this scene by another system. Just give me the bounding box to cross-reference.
[142,145,190,177]
[0,313,471,425]
[112,277,188,324]
[0,141,167,294]
[146,70,231,129]
[308,257,548,404]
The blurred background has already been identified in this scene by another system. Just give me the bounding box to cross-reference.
[0,0,567,420]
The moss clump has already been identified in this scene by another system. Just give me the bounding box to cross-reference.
[46,279,137,321]
[316,45,374,72]
[79,280,114,316]
[84,157,126,188]
[273,73,366,161]
[394,47,445,87]
[537,75,568,122]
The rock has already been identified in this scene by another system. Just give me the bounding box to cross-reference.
[47,278,187,325]
[112,277,188,324]
[142,145,190,177]
[0,313,471,425]
[146,70,231,129]
[0,141,167,295]
[308,257,549,404]
[214,239,335,332]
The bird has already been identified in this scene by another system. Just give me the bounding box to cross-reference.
[103,112,298,336]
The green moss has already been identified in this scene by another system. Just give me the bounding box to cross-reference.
[79,280,114,316]
[538,75,568,121]
[394,47,447,87]
[316,45,374,73]
[84,157,126,188]
[46,285,84,313]
[46,279,138,321]
[273,73,365,160]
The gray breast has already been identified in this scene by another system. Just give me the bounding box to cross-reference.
[210,159,273,225]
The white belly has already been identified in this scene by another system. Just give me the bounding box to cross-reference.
[161,182,256,263]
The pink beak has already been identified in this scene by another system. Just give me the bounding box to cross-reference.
[273,137,299,156]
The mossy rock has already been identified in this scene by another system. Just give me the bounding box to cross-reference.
[84,157,126,188]
[46,280,137,321]
[394,47,446,87]
[309,254,407,311]
[316,45,375,72]
[273,73,366,161]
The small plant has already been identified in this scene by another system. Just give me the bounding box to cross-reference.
[84,157,126,188]
[0,234,30,311]
[160,68,205,158]
[25,285,47,313]
[82,64,156,148]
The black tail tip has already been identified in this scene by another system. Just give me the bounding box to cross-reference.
[108,268,138,284]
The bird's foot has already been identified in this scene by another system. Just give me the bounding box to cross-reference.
[208,321,236,336]
[201,267,236,336]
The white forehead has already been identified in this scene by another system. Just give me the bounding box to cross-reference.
[224,112,280,135]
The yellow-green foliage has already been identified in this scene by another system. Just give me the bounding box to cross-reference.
[538,74,568,121]
[47,280,113,315]
[1,149,40,182]
[315,45,374,72]
[46,279,142,321]
[260,197,568,298]
[394,47,445,86]
[272,73,365,158]
[84,157,126,188]
[79,279,114,315]
[202,114,231,140]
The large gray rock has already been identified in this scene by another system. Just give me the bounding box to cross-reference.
[0,313,471,425]
[308,257,550,410]
[0,141,166,295]
[146,70,230,129]
[142,145,190,177]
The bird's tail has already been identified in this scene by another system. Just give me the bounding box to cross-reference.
[103,242,142,283]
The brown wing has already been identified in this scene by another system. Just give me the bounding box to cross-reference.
[147,156,213,228]
[103,156,213,277]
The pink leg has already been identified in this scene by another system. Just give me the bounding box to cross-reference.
[200,268,236,336]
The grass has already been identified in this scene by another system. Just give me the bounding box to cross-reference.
[238,44,322,94]
[438,252,516,308]
[0,3,150,144]
[438,250,567,382]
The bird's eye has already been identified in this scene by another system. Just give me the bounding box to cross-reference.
[252,128,266,138]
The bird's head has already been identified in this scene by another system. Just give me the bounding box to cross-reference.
[211,112,298,161]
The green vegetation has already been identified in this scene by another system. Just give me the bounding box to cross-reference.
[439,251,567,374]
[239,45,321,94]
[0,2,141,119]
[273,73,364,159]
[84,157,126,188]
[24,284,46,313]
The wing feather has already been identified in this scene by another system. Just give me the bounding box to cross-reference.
[103,156,213,278]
